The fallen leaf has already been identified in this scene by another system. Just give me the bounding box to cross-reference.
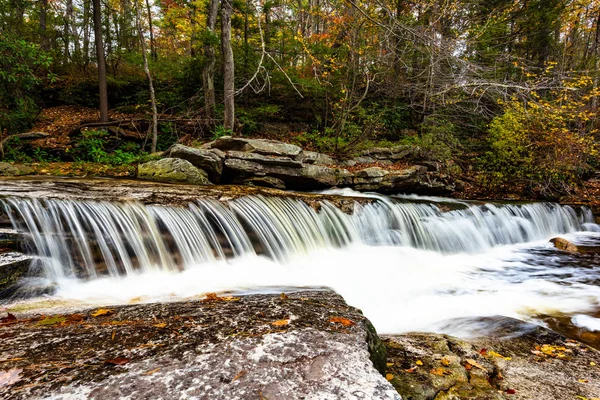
[222,296,241,302]
[144,368,160,375]
[329,317,355,327]
[416,360,423,366]
[232,370,246,382]
[479,348,487,356]
[386,362,395,367]
[591,362,597,366]
[203,293,221,301]
[271,319,290,326]
[506,389,516,395]
[385,374,394,381]
[67,314,84,322]
[0,368,22,387]
[404,366,418,373]
[430,367,451,376]
[0,358,24,363]
[280,293,289,300]
[465,359,487,372]
[153,323,167,328]
[0,313,16,324]
[440,358,450,366]
[578,379,589,383]
[111,330,116,341]
[91,309,114,317]
[487,350,511,361]
[38,315,66,326]
[105,357,130,366]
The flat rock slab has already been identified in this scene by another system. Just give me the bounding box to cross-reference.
[0,291,399,400]
[0,177,371,213]
[383,317,600,400]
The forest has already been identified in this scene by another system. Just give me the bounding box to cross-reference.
[2,0,600,197]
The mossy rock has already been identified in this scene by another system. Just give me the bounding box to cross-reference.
[137,158,211,185]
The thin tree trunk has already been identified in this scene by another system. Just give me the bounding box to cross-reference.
[83,0,91,66]
[145,0,157,61]
[39,0,49,51]
[92,0,109,122]
[135,0,158,153]
[221,0,235,130]
[202,0,219,119]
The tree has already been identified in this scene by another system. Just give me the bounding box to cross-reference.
[221,0,235,130]
[92,0,109,122]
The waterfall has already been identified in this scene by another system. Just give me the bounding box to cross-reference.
[2,195,595,282]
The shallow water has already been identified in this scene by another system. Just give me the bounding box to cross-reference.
[3,190,600,344]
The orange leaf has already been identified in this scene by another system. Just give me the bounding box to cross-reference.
[328,317,355,327]
[105,357,130,366]
[271,319,290,326]
[430,367,451,376]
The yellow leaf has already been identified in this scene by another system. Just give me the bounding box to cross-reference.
[416,360,423,366]
[591,362,597,366]
[487,350,511,361]
[144,368,160,375]
[385,374,394,381]
[440,358,450,366]
[91,308,115,317]
[430,367,451,376]
[271,319,290,326]
[386,362,395,367]
[578,379,588,383]
[153,323,167,328]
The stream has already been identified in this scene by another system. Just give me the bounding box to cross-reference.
[2,181,600,346]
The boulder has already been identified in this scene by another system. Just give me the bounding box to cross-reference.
[0,291,399,399]
[360,145,419,161]
[550,237,600,254]
[383,316,600,400]
[352,166,454,195]
[210,136,303,158]
[166,144,224,182]
[0,252,32,296]
[137,158,211,186]
[223,158,353,189]
[226,151,303,168]
[0,162,20,176]
[295,151,336,166]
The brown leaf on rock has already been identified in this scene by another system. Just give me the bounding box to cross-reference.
[271,319,290,326]
[67,314,84,322]
[328,317,355,327]
[232,370,246,382]
[465,358,487,372]
[430,367,452,376]
[105,357,130,366]
[280,293,289,300]
[203,292,221,301]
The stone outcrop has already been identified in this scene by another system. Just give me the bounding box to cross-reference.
[0,291,399,400]
[384,316,600,400]
[139,138,456,194]
[137,158,211,186]
[0,251,32,296]
[165,144,224,182]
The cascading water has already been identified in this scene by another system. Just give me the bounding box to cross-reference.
[2,195,593,280]
[3,192,600,337]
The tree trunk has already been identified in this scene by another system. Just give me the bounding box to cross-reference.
[135,0,158,153]
[145,0,157,61]
[221,0,235,131]
[83,0,91,66]
[92,0,109,122]
[39,0,49,51]
[202,0,219,119]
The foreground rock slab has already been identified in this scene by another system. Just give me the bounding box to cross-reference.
[0,291,399,400]
[384,317,600,400]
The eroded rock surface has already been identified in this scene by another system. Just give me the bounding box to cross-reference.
[0,291,399,400]
[384,317,600,400]
[165,144,224,182]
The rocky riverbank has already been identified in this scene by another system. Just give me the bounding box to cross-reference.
[137,137,457,195]
[0,291,398,400]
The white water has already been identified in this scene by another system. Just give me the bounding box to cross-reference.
[3,194,600,336]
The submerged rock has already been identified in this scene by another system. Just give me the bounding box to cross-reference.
[0,291,399,399]
[137,158,211,185]
[384,317,600,400]
[166,144,224,182]
[550,237,600,254]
